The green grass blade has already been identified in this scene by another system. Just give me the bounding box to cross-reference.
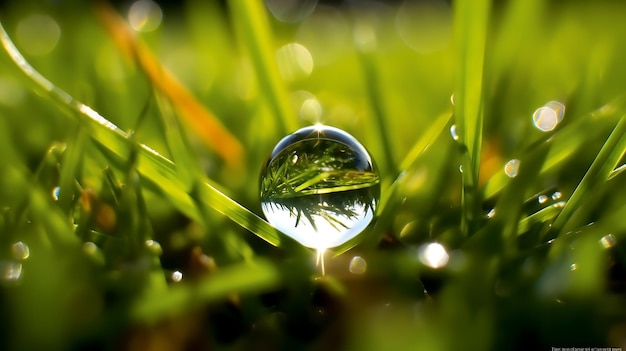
[547,114,626,237]
[0,20,283,248]
[453,0,491,236]
[228,0,297,135]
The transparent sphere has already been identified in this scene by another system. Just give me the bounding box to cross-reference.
[260,125,380,250]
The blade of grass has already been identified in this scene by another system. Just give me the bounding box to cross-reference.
[94,2,245,172]
[546,114,626,238]
[227,0,297,135]
[0,20,283,248]
[453,0,491,236]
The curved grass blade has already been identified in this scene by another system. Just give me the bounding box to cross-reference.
[95,2,245,171]
[0,20,283,248]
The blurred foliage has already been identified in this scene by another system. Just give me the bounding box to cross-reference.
[0,0,626,350]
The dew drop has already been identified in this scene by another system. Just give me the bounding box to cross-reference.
[145,240,162,256]
[171,270,183,282]
[2,261,22,282]
[537,194,549,204]
[450,124,459,141]
[551,191,562,200]
[52,186,61,201]
[260,125,380,250]
[128,0,163,32]
[570,263,577,271]
[11,241,30,261]
[532,101,565,132]
[349,256,367,274]
[417,243,449,269]
[458,165,463,173]
[599,234,616,249]
[450,93,455,106]
[504,159,520,178]
[486,208,496,219]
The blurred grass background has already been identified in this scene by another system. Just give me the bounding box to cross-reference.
[1,0,626,350]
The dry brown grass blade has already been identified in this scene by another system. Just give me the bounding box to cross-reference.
[95,1,244,171]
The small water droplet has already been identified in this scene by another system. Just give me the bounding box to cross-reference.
[532,101,565,132]
[2,261,22,282]
[486,208,496,219]
[504,159,520,178]
[570,263,577,271]
[145,240,162,256]
[551,191,562,200]
[417,243,449,269]
[538,194,549,204]
[450,124,459,141]
[458,164,463,173]
[128,0,163,32]
[11,241,30,260]
[171,270,183,282]
[52,186,61,201]
[260,125,380,250]
[450,93,455,106]
[349,256,367,274]
[599,234,616,249]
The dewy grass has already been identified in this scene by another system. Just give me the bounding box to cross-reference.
[1,1,626,350]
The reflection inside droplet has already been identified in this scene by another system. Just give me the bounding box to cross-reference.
[551,191,562,200]
[11,241,30,260]
[599,234,616,249]
[450,124,459,141]
[16,14,61,56]
[276,43,314,81]
[128,0,163,32]
[349,256,367,274]
[504,159,520,178]
[532,101,565,132]
[418,242,449,269]
[171,270,183,282]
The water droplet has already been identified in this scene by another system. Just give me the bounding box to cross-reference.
[51,186,61,201]
[11,241,30,261]
[145,240,162,256]
[171,270,183,282]
[2,261,23,282]
[486,208,496,219]
[349,256,367,274]
[458,164,463,173]
[504,159,520,178]
[599,234,616,249]
[128,0,163,32]
[450,93,455,106]
[266,0,318,23]
[551,191,562,200]
[537,194,549,204]
[260,125,380,250]
[275,43,314,81]
[417,243,449,269]
[450,124,459,141]
[570,263,577,271]
[532,101,565,132]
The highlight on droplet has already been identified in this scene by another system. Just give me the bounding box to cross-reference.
[599,234,616,249]
[532,101,565,132]
[11,242,30,261]
[171,270,183,282]
[450,124,459,141]
[417,242,449,269]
